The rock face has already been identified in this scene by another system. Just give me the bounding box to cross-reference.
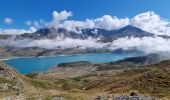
[0,62,24,92]
[2,94,26,100]
[94,95,154,100]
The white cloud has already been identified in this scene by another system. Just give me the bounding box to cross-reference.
[25,21,32,26]
[59,15,129,32]
[47,10,72,28]
[45,11,129,32]
[109,36,170,53]
[60,19,95,33]
[0,27,37,35]
[25,19,46,29]
[94,15,129,30]
[4,18,13,24]
[33,10,170,36]
[61,11,170,36]
[53,10,72,21]
[2,36,170,54]
[130,11,170,36]
[0,37,108,49]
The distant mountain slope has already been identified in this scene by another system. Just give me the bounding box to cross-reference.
[109,25,154,40]
[115,54,161,65]
[95,54,166,71]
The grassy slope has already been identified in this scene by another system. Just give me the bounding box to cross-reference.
[75,61,170,99]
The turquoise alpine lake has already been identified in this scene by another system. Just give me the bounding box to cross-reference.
[4,53,139,74]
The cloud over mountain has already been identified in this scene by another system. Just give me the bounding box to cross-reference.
[0,27,36,35]
[2,11,170,35]
[0,37,108,49]
[23,11,170,36]
[109,36,170,53]
[1,36,170,54]
[130,11,170,36]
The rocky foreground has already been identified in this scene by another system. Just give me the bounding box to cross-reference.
[0,54,170,99]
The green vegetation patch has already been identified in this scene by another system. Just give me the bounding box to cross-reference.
[25,73,38,78]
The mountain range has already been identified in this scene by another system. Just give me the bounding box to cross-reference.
[0,25,170,58]
[1,25,170,42]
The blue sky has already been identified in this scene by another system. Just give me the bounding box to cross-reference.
[0,0,170,29]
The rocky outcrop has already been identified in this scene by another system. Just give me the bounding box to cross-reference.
[2,94,26,100]
[94,95,154,100]
[0,62,24,92]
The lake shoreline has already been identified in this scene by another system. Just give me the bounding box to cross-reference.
[1,52,130,61]
[3,53,139,74]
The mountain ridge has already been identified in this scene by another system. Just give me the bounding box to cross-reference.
[2,25,169,42]
[0,25,170,58]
